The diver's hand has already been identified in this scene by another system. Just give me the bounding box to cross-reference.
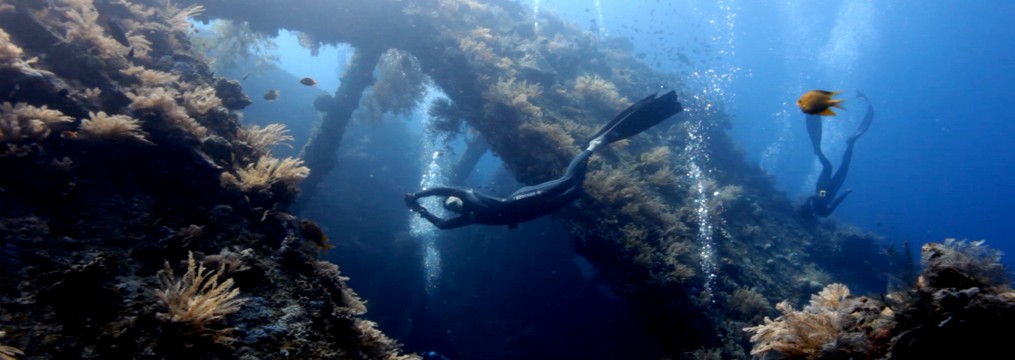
[404,193,423,212]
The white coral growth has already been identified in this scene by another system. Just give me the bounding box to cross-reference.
[238,123,294,152]
[231,156,310,190]
[79,111,151,144]
[743,283,852,358]
[0,102,73,142]
[156,251,246,344]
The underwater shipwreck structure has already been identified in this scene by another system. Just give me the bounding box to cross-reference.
[1,0,1012,359]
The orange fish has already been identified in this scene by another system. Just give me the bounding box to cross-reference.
[797,90,844,116]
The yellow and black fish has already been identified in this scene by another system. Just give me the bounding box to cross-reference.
[797,90,844,116]
[263,89,280,101]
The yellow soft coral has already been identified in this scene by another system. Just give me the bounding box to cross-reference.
[0,28,23,68]
[238,123,294,152]
[743,283,851,358]
[156,252,246,344]
[126,86,208,138]
[0,102,73,142]
[78,111,151,144]
[230,156,310,191]
[485,77,543,119]
[182,85,223,115]
[574,75,629,111]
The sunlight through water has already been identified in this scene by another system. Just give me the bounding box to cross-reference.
[409,88,453,295]
[683,0,741,302]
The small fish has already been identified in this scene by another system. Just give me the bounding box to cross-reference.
[241,72,250,81]
[263,89,280,101]
[105,19,132,48]
[299,77,317,86]
[797,90,844,116]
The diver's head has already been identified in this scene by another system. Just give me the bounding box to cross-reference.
[443,196,464,213]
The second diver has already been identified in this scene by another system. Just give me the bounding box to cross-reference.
[799,91,875,218]
[404,90,683,229]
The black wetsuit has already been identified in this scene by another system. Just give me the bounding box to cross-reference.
[805,93,874,218]
[405,91,683,229]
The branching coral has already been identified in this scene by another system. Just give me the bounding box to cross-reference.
[459,28,496,64]
[229,156,310,191]
[0,28,23,68]
[919,238,1008,289]
[237,123,294,152]
[162,2,205,33]
[122,66,180,86]
[182,85,223,116]
[584,168,646,206]
[888,239,1015,359]
[728,287,770,319]
[200,247,254,275]
[0,330,23,360]
[0,102,74,142]
[639,146,680,188]
[573,74,628,111]
[484,76,542,119]
[743,283,851,358]
[364,49,430,119]
[78,111,152,144]
[126,86,208,138]
[662,238,696,282]
[127,32,154,58]
[60,0,125,57]
[156,252,247,344]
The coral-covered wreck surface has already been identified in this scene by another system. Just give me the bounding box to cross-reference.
[0,0,414,358]
[1,0,1013,359]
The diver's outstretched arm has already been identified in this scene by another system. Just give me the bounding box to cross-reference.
[805,114,825,157]
[412,204,472,229]
[404,188,477,229]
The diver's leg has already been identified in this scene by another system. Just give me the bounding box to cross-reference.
[828,141,856,194]
[807,114,835,192]
[562,149,594,181]
[805,115,824,156]
[509,149,593,199]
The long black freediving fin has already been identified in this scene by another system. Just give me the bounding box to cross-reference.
[586,90,682,148]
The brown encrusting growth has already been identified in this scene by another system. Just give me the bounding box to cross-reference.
[0,0,415,358]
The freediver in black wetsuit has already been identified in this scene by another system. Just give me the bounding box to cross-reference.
[803,92,875,218]
[404,90,683,229]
